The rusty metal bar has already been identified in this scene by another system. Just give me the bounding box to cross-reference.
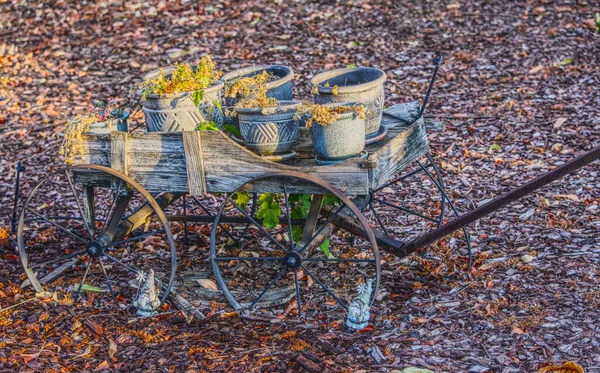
[398,144,600,257]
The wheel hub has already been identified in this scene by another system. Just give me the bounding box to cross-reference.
[283,251,302,269]
[86,241,104,258]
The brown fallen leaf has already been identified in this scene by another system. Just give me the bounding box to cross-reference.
[528,65,544,74]
[108,339,117,360]
[197,279,218,290]
[511,327,525,335]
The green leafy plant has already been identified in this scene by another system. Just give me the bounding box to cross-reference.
[256,193,282,229]
[234,192,251,209]
[596,12,600,33]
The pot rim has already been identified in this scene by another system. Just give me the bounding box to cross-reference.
[309,67,386,95]
[223,65,294,92]
[234,99,300,115]
[142,80,224,100]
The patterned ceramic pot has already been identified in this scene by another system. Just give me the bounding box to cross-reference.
[236,100,300,155]
[86,110,129,134]
[222,65,294,108]
[310,67,386,139]
[309,103,366,160]
[142,81,224,132]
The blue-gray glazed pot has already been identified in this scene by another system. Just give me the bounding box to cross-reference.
[222,65,294,108]
[142,81,224,132]
[86,110,129,134]
[309,67,385,139]
[309,103,366,160]
[236,100,300,155]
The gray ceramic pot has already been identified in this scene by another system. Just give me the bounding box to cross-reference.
[142,81,224,132]
[236,100,300,155]
[86,110,129,134]
[222,65,294,108]
[310,67,386,139]
[309,103,366,160]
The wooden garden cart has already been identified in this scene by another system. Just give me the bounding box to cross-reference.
[17,103,475,316]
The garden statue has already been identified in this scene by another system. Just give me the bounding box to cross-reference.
[346,278,373,331]
[133,270,161,317]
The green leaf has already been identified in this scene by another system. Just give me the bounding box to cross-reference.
[234,192,251,209]
[323,195,341,206]
[192,89,204,107]
[487,143,501,154]
[76,284,105,293]
[320,239,331,257]
[256,193,281,229]
[223,124,241,137]
[596,12,600,33]
[559,57,574,66]
[213,100,223,112]
[346,63,357,68]
[196,122,219,131]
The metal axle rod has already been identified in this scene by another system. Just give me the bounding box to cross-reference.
[398,144,600,257]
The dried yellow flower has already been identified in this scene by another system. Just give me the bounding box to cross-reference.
[225,70,277,99]
[294,104,366,127]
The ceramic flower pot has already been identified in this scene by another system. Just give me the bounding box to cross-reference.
[309,103,366,160]
[310,67,386,139]
[142,81,224,132]
[86,110,130,134]
[222,65,294,108]
[236,100,300,156]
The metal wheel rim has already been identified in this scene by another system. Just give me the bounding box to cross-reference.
[17,164,177,303]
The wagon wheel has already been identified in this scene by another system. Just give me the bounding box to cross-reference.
[17,165,176,305]
[360,153,472,266]
[210,171,380,317]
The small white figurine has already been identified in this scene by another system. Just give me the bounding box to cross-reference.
[133,270,161,316]
[346,278,373,331]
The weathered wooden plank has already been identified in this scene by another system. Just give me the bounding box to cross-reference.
[182,131,207,196]
[110,131,128,175]
[197,131,369,195]
[369,117,430,190]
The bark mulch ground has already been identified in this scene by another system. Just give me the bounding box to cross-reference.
[1,1,599,372]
